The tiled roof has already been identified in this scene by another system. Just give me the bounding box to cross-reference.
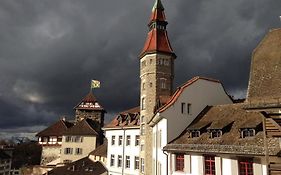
[74,92,105,111]
[164,104,281,155]
[140,0,175,58]
[46,157,107,175]
[36,119,73,137]
[63,119,99,136]
[247,28,281,103]
[157,77,221,113]
[140,29,174,58]
[89,141,107,157]
[103,106,140,129]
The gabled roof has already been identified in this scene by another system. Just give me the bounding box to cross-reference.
[103,106,140,129]
[163,104,277,155]
[89,141,107,157]
[63,119,99,136]
[46,157,107,175]
[157,76,221,113]
[247,28,281,103]
[36,119,73,137]
[74,92,105,111]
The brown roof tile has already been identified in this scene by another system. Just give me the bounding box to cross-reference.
[74,92,105,111]
[104,107,140,129]
[46,157,107,175]
[63,119,99,136]
[89,141,107,157]
[36,120,73,137]
[164,104,274,155]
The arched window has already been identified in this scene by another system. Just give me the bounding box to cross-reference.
[141,97,146,110]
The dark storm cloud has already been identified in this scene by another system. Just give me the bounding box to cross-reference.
[0,0,280,131]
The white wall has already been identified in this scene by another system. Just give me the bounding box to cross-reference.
[153,118,168,175]
[164,79,232,142]
[60,135,97,163]
[169,153,268,175]
[152,79,232,175]
[105,128,140,175]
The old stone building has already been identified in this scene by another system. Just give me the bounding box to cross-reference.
[37,91,106,167]
[139,0,176,174]
[74,91,106,126]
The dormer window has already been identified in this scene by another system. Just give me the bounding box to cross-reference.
[190,130,200,138]
[241,129,255,138]
[210,130,222,138]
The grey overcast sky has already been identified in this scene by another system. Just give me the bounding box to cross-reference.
[0,0,280,135]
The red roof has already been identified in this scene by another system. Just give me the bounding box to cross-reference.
[150,9,166,22]
[157,77,221,113]
[140,29,174,57]
[74,92,105,111]
[104,106,140,129]
[139,0,175,58]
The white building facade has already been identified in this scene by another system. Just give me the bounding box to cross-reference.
[149,77,233,175]
[103,107,140,175]
[168,154,267,175]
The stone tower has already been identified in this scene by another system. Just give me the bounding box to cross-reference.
[139,0,176,174]
[74,91,106,127]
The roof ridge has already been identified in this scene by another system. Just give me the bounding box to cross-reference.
[84,119,99,135]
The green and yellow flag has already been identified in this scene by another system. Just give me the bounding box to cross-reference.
[91,80,100,89]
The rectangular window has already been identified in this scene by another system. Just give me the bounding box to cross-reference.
[141,97,146,110]
[64,148,73,155]
[141,124,145,135]
[135,135,140,146]
[141,116,145,123]
[141,158,145,173]
[126,156,130,168]
[126,135,131,146]
[118,155,122,167]
[175,154,184,171]
[239,158,253,175]
[140,144,144,151]
[118,135,123,146]
[205,156,215,175]
[65,136,71,142]
[73,136,83,142]
[135,156,140,170]
[241,129,255,138]
[187,103,191,114]
[75,148,83,155]
[181,103,186,114]
[191,130,200,138]
[160,79,167,89]
[110,155,115,166]
[211,130,222,138]
[111,136,115,145]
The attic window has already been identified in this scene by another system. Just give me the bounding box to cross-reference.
[210,130,222,138]
[241,129,255,138]
[190,130,200,138]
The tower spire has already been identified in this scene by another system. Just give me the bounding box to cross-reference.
[152,0,164,11]
[139,0,176,58]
